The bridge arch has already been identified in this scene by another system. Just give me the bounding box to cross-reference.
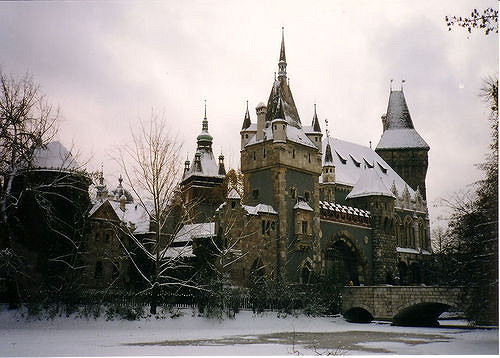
[343,306,374,323]
[393,296,460,327]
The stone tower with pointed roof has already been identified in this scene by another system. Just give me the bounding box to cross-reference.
[375,88,430,200]
[240,28,323,282]
[180,102,226,222]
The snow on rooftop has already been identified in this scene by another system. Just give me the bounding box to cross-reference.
[321,137,416,197]
[346,167,395,199]
[183,148,224,180]
[245,122,316,149]
[32,141,79,170]
[163,245,195,258]
[293,201,314,212]
[242,203,278,215]
[376,128,430,150]
[227,188,241,200]
[174,222,215,243]
[89,199,151,234]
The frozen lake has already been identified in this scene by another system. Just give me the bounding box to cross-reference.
[0,308,497,356]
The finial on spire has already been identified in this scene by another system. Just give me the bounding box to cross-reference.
[278,27,287,79]
[401,79,406,91]
[325,118,330,138]
[204,99,207,119]
[390,79,393,91]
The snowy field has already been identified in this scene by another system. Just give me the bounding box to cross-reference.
[0,308,497,356]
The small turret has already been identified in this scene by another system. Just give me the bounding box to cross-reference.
[96,166,108,201]
[322,139,335,184]
[240,101,256,150]
[256,102,267,142]
[306,104,323,150]
[194,152,202,172]
[183,157,190,178]
[272,99,287,144]
[218,153,226,176]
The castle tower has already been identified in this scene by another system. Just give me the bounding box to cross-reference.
[346,168,397,284]
[180,101,226,222]
[375,85,430,199]
[240,28,322,283]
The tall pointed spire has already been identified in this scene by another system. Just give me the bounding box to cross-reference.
[312,103,321,132]
[241,100,251,130]
[278,27,287,79]
[197,100,213,149]
[202,99,208,131]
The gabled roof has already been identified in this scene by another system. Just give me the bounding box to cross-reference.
[321,137,416,197]
[376,90,429,150]
[227,188,241,200]
[242,203,278,215]
[293,201,314,212]
[89,199,151,234]
[346,167,395,199]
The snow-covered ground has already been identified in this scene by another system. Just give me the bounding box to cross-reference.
[0,308,497,356]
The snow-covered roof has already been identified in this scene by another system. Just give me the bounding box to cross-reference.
[88,200,151,234]
[227,188,241,200]
[293,201,314,212]
[321,137,416,197]
[245,122,317,149]
[32,141,79,171]
[183,148,224,181]
[375,90,429,150]
[346,167,395,199]
[163,245,195,258]
[242,203,278,215]
[376,128,429,150]
[174,222,215,243]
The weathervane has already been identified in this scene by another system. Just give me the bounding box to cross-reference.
[325,118,330,138]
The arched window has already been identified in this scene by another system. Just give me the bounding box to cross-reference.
[404,216,414,248]
[394,216,401,246]
[418,219,426,250]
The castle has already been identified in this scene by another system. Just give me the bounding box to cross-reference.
[178,29,432,287]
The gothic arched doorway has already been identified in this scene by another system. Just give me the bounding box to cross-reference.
[324,238,365,286]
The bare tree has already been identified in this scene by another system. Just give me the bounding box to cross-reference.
[115,113,199,314]
[0,70,92,307]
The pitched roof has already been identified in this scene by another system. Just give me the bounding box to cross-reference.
[89,199,151,234]
[321,137,416,197]
[293,200,314,212]
[174,222,215,243]
[227,188,241,199]
[346,167,395,199]
[376,90,429,150]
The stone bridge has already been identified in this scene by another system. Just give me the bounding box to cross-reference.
[341,286,463,326]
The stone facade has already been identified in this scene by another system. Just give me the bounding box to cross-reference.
[180,31,433,289]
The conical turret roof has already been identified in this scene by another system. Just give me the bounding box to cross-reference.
[311,104,321,132]
[241,101,251,130]
[376,90,429,150]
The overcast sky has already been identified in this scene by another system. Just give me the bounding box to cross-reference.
[0,0,497,228]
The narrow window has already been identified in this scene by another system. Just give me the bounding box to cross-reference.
[253,151,256,160]
[302,221,308,235]
[105,232,111,242]
[308,153,311,163]
[231,201,236,208]
[304,191,310,201]
[95,261,103,279]
[261,220,266,235]
[263,148,266,158]
[266,221,270,235]
[252,189,259,199]
[292,148,295,159]
[245,134,248,139]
